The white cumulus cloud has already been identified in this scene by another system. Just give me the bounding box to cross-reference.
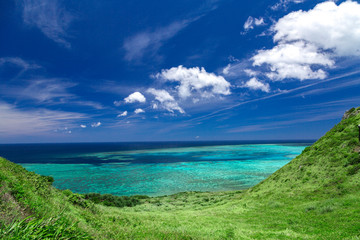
[124,92,146,103]
[222,64,231,75]
[252,0,360,81]
[91,122,101,128]
[243,16,265,31]
[155,65,231,99]
[147,88,185,114]
[252,41,334,81]
[134,108,145,114]
[147,88,175,102]
[273,1,360,57]
[244,78,270,93]
[117,111,128,117]
[80,124,87,128]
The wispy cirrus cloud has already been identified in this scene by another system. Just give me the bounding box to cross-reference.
[271,0,305,11]
[22,0,74,48]
[184,70,360,124]
[0,57,40,71]
[0,78,74,102]
[19,79,75,103]
[228,110,342,133]
[290,76,360,99]
[0,78,105,109]
[0,101,86,136]
[297,97,360,111]
[71,100,105,110]
[123,1,219,63]
[123,19,193,63]
[0,57,41,78]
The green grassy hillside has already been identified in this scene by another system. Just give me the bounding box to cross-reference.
[1,107,360,239]
[250,106,360,198]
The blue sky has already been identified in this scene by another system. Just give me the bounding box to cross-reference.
[1,0,360,143]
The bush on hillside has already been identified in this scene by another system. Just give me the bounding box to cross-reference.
[83,193,149,208]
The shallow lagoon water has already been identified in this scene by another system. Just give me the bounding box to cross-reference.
[8,143,308,196]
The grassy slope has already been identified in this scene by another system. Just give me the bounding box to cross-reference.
[1,107,360,239]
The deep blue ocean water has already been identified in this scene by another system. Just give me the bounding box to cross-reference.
[0,141,311,196]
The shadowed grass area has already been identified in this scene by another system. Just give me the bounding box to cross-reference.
[0,107,359,239]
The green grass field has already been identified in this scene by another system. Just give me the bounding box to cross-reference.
[1,107,360,239]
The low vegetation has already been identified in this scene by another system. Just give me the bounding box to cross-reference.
[83,193,149,208]
[0,107,359,239]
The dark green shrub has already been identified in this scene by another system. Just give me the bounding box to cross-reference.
[62,189,72,197]
[40,175,54,184]
[225,228,235,239]
[345,153,360,166]
[132,195,150,200]
[67,193,92,209]
[83,193,147,208]
[347,164,360,175]
[348,138,359,146]
[304,205,316,212]
[302,146,311,153]
[336,124,345,132]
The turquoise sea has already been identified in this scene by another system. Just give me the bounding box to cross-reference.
[0,142,309,196]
